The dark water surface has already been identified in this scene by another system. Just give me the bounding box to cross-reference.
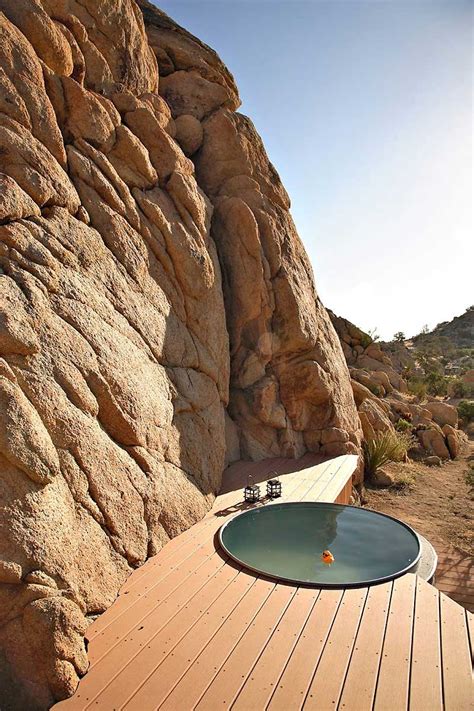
[220,502,420,587]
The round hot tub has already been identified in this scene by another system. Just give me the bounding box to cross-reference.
[219,502,421,588]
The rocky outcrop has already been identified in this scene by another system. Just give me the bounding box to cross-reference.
[140,1,361,464]
[328,310,408,394]
[329,310,467,462]
[0,1,361,706]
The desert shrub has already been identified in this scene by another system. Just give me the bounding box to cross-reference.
[391,472,416,493]
[449,378,466,398]
[449,378,474,399]
[425,371,449,396]
[363,430,414,477]
[360,333,373,349]
[458,400,474,423]
[396,418,412,433]
[407,378,427,401]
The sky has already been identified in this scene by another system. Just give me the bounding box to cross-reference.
[157,0,473,340]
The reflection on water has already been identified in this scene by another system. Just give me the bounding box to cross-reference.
[221,503,420,586]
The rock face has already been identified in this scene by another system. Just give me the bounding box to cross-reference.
[0,1,362,707]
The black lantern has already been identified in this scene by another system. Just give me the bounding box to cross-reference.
[244,475,261,503]
[266,471,282,499]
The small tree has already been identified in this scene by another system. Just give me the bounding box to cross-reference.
[393,331,405,343]
[458,400,474,423]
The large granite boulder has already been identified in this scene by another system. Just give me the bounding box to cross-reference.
[0,1,362,706]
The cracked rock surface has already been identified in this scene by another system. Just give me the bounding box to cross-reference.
[0,1,362,707]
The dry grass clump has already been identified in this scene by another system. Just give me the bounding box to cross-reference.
[363,430,414,477]
[391,472,416,493]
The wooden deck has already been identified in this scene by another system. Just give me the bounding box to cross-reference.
[54,455,473,711]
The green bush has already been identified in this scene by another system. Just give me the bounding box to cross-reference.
[407,378,427,401]
[449,378,474,399]
[360,333,373,349]
[450,378,466,398]
[396,418,412,433]
[363,430,414,477]
[425,371,449,396]
[458,400,474,423]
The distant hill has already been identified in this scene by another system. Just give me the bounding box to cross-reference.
[413,307,474,350]
[329,306,474,399]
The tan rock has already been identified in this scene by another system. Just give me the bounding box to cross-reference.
[350,368,382,394]
[320,427,350,445]
[0,0,74,76]
[0,116,80,212]
[358,399,394,436]
[320,441,359,457]
[359,411,376,441]
[417,428,450,459]
[106,125,158,188]
[44,0,159,95]
[424,401,458,428]
[372,467,394,487]
[0,174,41,222]
[351,379,376,407]
[61,77,118,149]
[0,560,22,584]
[442,424,462,459]
[224,412,240,466]
[356,354,404,390]
[424,455,442,466]
[0,10,67,165]
[174,114,204,155]
[160,70,233,119]
[369,370,393,393]
[124,105,193,179]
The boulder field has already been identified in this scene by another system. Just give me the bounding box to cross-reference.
[0,1,362,706]
[328,310,467,464]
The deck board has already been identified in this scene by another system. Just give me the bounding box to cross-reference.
[302,587,368,709]
[130,577,276,710]
[193,583,297,710]
[409,577,443,711]
[267,588,343,711]
[53,454,473,711]
[337,581,392,710]
[439,593,473,711]
[232,587,319,710]
[373,574,416,711]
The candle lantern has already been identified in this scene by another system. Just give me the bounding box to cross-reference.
[244,475,261,503]
[266,471,282,499]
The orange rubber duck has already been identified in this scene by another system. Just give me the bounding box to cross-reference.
[321,550,335,565]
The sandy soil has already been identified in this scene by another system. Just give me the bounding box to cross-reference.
[365,441,473,555]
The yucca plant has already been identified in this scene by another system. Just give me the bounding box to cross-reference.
[363,430,414,477]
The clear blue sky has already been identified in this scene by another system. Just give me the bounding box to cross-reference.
[156,0,472,340]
